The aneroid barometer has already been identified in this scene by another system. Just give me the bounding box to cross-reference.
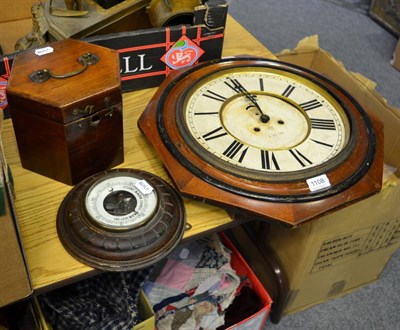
[138,57,384,226]
[57,168,186,270]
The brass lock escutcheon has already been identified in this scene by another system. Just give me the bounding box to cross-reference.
[73,97,114,118]
[73,104,95,116]
[29,53,99,83]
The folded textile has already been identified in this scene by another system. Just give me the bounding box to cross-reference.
[144,235,240,330]
[40,268,152,330]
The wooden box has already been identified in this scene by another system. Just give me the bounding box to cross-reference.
[6,39,123,185]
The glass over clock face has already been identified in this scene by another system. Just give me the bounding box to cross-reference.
[145,57,378,204]
[139,57,382,225]
[85,175,158,231]
[178,67,351,181]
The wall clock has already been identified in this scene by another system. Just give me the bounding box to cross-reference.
[138,57,384,226]
[57,168,186,271]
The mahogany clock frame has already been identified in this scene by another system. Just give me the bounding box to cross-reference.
[138,57,384,227]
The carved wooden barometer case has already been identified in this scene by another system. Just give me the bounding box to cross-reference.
[57,168,186,270]
[138,57,384,226]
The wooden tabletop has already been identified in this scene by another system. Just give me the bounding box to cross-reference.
[2,16,275,294]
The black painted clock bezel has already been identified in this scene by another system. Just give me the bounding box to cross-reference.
[175,65,356,182]
[155,57,376,203]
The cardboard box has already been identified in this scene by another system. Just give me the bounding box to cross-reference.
[0,175,32,307]
[133,290,156,330]
[253,35,400,314]
[0,110,32,307]
[391,38,400,71]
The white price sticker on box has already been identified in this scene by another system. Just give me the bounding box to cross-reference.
[307,174,331,192]
[35,47,54,56]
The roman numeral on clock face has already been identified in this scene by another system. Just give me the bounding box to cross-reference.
[223,140,248,162]
[261,150,280,170]
[202,127,228,141]
[289,149,313,167]
[310,118,336,130]
[311,139,334,148]
[282,85,295,97]
[224,77,244,93]
[259,78,265,91]
[203,90,227,102]
[194,111,219,115]
[299,99,323,111]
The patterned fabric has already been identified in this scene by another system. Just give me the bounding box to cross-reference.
[40,268,152,330]
[144,235,240,330]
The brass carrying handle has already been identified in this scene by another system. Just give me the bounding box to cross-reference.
[29,53,99,83]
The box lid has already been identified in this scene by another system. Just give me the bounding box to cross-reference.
[7,39,121,124]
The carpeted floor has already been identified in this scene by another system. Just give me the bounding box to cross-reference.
[228,0,400,108]
[228,1,400,329]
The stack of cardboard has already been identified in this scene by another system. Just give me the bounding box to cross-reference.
[0,109,32,308]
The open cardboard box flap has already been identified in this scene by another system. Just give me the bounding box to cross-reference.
[279,35,373,85]
[277,35,400,176]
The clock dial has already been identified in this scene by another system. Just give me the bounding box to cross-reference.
[138,57,383,225]
[181,68,350,177]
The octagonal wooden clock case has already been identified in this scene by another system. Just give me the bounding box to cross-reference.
[138,57,384,226]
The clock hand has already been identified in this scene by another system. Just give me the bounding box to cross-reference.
[228,78,270,123]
